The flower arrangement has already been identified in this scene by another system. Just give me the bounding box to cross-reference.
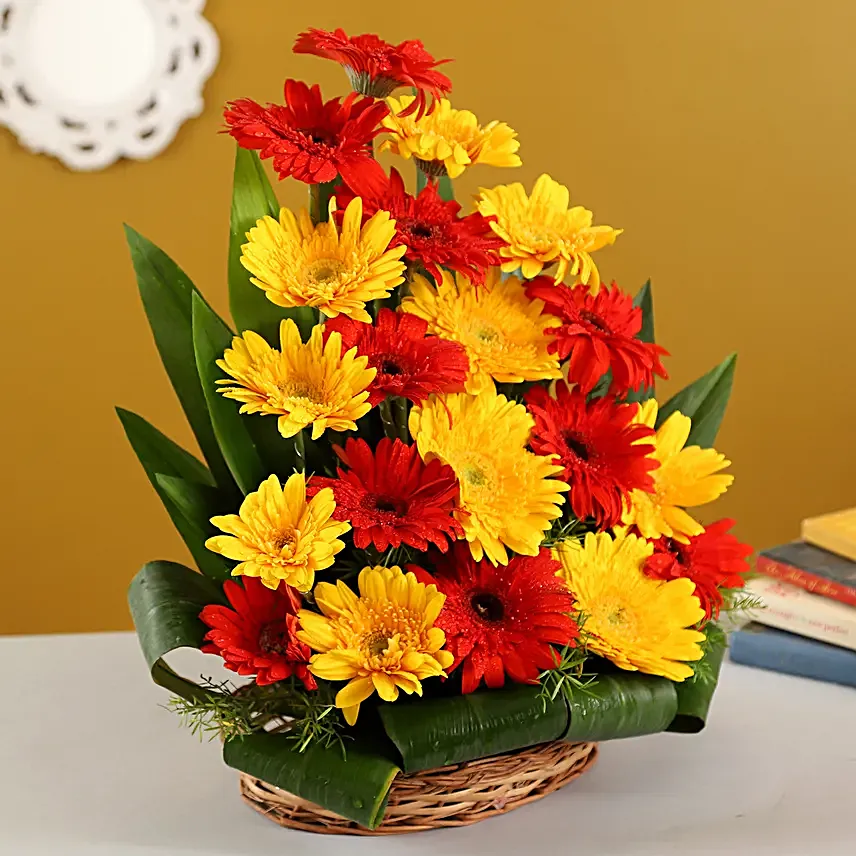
[123,26,751,833]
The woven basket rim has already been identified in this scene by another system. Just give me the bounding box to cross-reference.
[239,739,598,835]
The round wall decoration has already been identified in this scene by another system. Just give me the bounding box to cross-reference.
[0,0,219,170]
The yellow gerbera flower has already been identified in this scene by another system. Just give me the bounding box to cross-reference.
[621,399,734,543]
[240,197,407,323]
[216,319,375,440]
[476,174,622,286]
[206,472,349,592]
[409,387,568,564]
[555,531,705,681]
[297,565,454,725]
[401,267,561,394]
[379,95,521,179]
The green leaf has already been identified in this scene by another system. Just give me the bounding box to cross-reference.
[128,560,227,701]
[117,409,230,579]
[123,226,234,492]
[657,353,737,448]
[562,673,678,742]
[223,732,399,829]
[414,165,454,201]
[633,279,654,343]
[437,175,455,201]
[191,293,269,495]
[155,475,233,581]
[668,628,727,733]
[625,280,655,405]
[379,685,568,773]
[415,164,428,194]
[229,147,314,342]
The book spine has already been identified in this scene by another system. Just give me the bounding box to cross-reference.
[747,583,856,652]
[729,629,856,687]
[756,555,856,608]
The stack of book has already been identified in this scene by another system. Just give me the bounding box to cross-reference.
[730,508,856,688]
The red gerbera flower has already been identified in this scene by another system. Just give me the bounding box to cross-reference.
[417,544,578,693]
[294,28,451,112]
[308,437,464,552]
[527,279,669,396]
[223,79,388,190]
[526,382,658,528]
[199,577,316,688]
[335,168,504,286]
[323,308,469,405]
[644,518,752,620]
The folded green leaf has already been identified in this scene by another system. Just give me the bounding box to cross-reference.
[229,147,314,342]
[379,685,568,773]
[117,409,230,579]
[191,293,269,495]
[128,560,227,701]
[625,280,655,405]
[562,673,678,742]
[123,226,235,493]
[223,732,399,829]
[668,629,726,734]
[155,475,233,581]
[657,353,737,448]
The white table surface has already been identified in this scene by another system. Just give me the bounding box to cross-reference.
[1,632,854,855]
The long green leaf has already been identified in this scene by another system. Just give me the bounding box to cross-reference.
[118,409,230,579]
[124,226,234,492]
[191,293,268,495]
[657,353,737,448]
[625,280,655,405]
[128,560,227,701]
[379,685,568,773]
[117,407,211,487]
[229,147,314,342]
[155,475,233,581]
[562,674,678,742]
[223,732,399,829]
[668,630,726,733]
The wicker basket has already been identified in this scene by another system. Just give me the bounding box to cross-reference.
[238,739,598,835]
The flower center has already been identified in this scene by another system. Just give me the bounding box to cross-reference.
[271,528,297,555]
[303,258,347,287]
[563,432,590,462]
[407,221,438,240]
[275,380,324,405]
[258,621,290,654]
[470,592,505,622]
[372,495,407,516]
[579,310,610,333]
[381,359,403,376]
[361,629,390,657]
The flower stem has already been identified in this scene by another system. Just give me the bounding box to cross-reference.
[293,429,306,472]
[392,397,410,442]
[378,399,398,440]
[309,179,338,224]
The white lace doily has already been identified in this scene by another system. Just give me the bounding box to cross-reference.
[0,0,219,170]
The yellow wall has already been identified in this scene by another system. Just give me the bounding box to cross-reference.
[3,0,855,634]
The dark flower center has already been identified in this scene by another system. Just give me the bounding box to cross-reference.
[258,621,290,655]
[563,432,590,462]
[381,359,403,376]
[470,592,505,622]
[664,538,690,565]
[580,310,610,333]
[408,222,437,239]
[372,495,407,516]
